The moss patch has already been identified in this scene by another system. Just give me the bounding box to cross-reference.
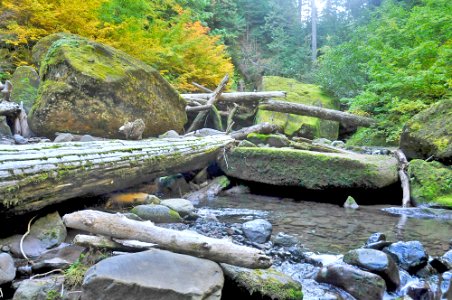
[408,159,452,207]
[256,76,339,139]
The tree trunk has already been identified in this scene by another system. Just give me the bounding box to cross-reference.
[63,210,272,269]
[182,91,287,104]
[259,100,376,127]
[230,123,282,140]
[0,135,234,214]
[394,149,411,207]
[311,0,318,62]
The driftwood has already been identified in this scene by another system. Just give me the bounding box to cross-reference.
[185,175,230,205]
[0,135,234,214]
[0,100,20,117]
[63,210,272,269]
[191,82,213,93]
[394,149,411,207]
[230,123,282,140]
[259,100,376,127]
[187,74,229,132]
[182,91,287,105]
[73,234,156,251]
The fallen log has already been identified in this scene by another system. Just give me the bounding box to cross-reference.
[182,91,287,104]
[63,210,272,269]
[73,234,157,251]
[259,100,376,127]
[184,175,230,205]
[230,123,282,140]
[187,74,229,132]
[0,135,234,214]
[0,100,20,117]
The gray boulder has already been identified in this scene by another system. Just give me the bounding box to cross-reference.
[242,219,272,244]
[343,248,400,291]
[0,253,16,285]
[82,249,224,300]
[53,133,74,142]
[384,241,428,273]
[273,232,299,247]
[343,196,359,209]
[29,211,67,249]
[131,204,182,223]
[160,198,194,217]
[315,263,386,300]
[12,276,64,300]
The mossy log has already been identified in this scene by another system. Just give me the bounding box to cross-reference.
[63,210,272,269]
[0,135,234,214]
[259,99,376,127]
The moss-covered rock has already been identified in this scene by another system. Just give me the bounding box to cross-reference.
[29,33,187,138]
[246,133,290,147]
[221,264,303,300]
[408,159,452,207]
[219,147,398,190]
[256,76,339,139]
[10,66,40,112]
[400,100,452,163]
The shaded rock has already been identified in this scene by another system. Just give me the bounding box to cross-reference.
[366,232,386,245]
[219,147,398,190]
[10,66,40,113]
[160,198,194,217]
[404,281,434,300]
[364,241,393,251]
[343,248,400,291]
[159,130,180,139]
[30,33,186,138]
[192,167,208,185]
[0,116,12,137]
[53,133,74,142]
[343,196,359,209]
[192,128,224,137]
[222,185,250,196]
[82,249,224,300]
[221,264,302,300]
[384,241,428,273]
[0,235,47,258]
[408,159,452,207]
[130,204,182,223]
[237,140,257,148]
[12,276,64,300]
[429,250,452,273]
[157,174,191,198]
[31,244,84,272]
[315,263,386,300]
[246,133,290,148]
[0,252,16,285]
[118,119,145,140]
[273,232,299,247]
[13,134,28,144]
[242,219,272,244]
[29,212,67,249]
[400,100,452,163]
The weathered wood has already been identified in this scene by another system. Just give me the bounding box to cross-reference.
[182,91,287,104]
[73,234,156,251]
[191,82,213,93]
[259,100,376,127]
[0,100,20,117]
[226,104,239,133]
[186,104,212,112]
[230,123,281,140]
[184,175,230,205]
[394,149,411,207]
[0,135,234,214]
[187,74,229,132]
[63,210,272,269]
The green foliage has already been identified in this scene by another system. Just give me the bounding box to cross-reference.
[316,0,452,144]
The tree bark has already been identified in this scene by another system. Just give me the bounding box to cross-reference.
[182,91,287,104]
[187,74,229,132]
[259,100,376,127]
[394,149,411,207]
[0,101,20,117]
[311,0,318,62]
[63,210,272,269]
[0,135,234,214]
[229,123,282,140]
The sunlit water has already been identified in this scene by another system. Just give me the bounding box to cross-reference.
[198,194,452,256]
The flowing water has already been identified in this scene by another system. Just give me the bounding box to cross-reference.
[197,193,452,256]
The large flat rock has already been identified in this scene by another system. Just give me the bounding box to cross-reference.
[220,147,398,190]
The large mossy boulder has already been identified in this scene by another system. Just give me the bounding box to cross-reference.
[255,76,339,139]
[400,100,452,163]
[219,147,398,190]
[408,159,452,207]
[10,66,40,112]
[29,33,187,138]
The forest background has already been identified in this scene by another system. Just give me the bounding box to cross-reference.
[0,0,450,144]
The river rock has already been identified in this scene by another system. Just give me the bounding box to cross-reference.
[400,100,452,164]
[441,271,452,300]
[246,133,290,147]
[343,248,400,291]
[160,198,194,217]
[366,232,386,244]
[273,232,299,247]
[159,130,180,139]
[429,250,452,273]
[219,147,398,190]
[12,276,64,300]
[221,264,302,300]
[0,253,16,284]
[130,204,182,223]
[384,241,428,273]
[408,159,451,207]
[10,66,40,113]
[157,174,191,198]
[242,219,272,244]
[31,244,84,272]
[315,263,386,300]
[29,212,67,249]
[82,249,224,300]
[29,33,187,138]
[343,196,359,209]
[405,281,434,300]
[53,133,74,142]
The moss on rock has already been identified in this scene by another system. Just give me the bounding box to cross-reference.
[29,33,187,138]
[256,76,339,139]
[408,159,452,207]
[10,66,40,112]
[220,147,398,190]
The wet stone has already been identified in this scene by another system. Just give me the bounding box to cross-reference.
[242,219,272,244]
[366,232,386,245]
[273,232,299,247]
[405,281,435,300]
[131,205,182,223]
[384,241,428,273]
[0,252,16,285]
